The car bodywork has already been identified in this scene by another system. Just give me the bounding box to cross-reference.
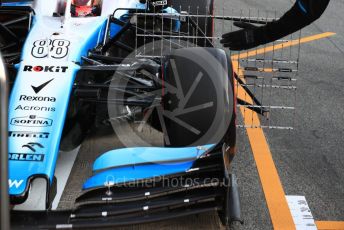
[1,0,242,228]
[7,0,143,205]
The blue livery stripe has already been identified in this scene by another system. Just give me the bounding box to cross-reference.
[92,144,215,172]
[1,2,32,7]
[297,0,308,14]
[83,161,194,190]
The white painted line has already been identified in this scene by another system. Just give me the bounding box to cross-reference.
[286,195,317,230]
[51,147,80,210]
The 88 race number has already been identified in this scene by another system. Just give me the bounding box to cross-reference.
[31,39,70,59]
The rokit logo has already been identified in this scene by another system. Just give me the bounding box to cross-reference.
[15,105,55,112]
[19,95,56,102]
[10,115,53,127]
[23,65,68,73]
[9,142,45,162]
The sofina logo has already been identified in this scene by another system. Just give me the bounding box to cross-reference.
[10,115,53,127]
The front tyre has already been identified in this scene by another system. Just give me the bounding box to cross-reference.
[163,47,235,147]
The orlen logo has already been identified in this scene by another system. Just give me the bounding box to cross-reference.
[23,65,68,73]
[9,153,45,162]
[9,179,24,189]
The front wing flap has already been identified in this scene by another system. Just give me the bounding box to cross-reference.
[11,146,241,229]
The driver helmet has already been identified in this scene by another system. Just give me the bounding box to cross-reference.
[71,0,101,17]
[73,0,93,6]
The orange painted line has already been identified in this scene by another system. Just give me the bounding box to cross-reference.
[231,32,337,229]
[316,221,344,230]
[241,108,295,230]
[233,59,295,230]
[231,32,336,60]
[259,68,273,73]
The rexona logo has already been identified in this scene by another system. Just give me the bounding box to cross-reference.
[19,95,56,102]
[15,105,55,112]
[23,65,68,73]
[10,115,53,127]
[9,179,24,189]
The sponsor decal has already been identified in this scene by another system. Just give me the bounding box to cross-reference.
[31,39,70,59]
[22,142,44,152]
[9,143,45,162]
[31,79,54,94]
[9,153,45,162]
[8,131,49,139]
[19,95,56,102]
[9,179,24,189]
[15,105,55,112]
[152,0,167,6]
[23,65,68,73]
[10,115,53,127]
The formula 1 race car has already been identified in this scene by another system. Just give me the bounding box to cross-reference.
[1,0,243,229]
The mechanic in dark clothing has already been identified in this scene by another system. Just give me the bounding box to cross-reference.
[221,0,330,50]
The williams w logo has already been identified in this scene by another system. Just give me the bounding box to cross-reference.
[8,179,24,189]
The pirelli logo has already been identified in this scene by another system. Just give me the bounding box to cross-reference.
[8,131,49,139]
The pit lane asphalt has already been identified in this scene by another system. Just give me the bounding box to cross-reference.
[59,0,344,229]
[226,0,344,227]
